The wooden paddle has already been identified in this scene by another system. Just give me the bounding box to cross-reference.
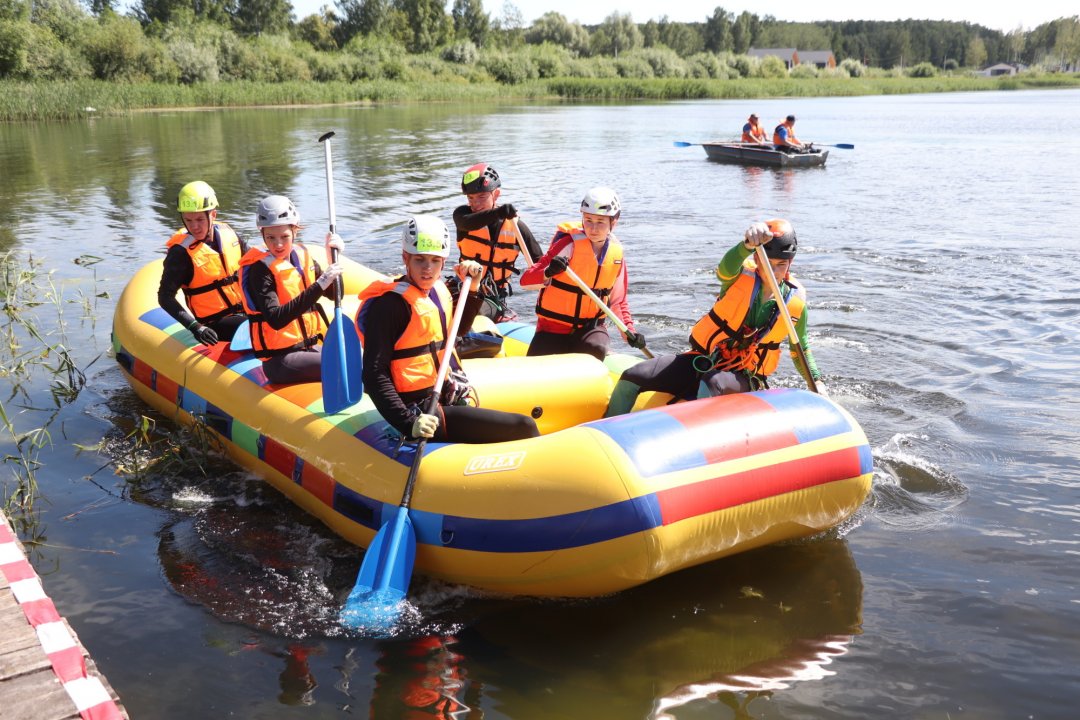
[561,265,654,359]
[511,217,534,265]
[754,245,819,394]
[318,131,363,413]
[340,273,474,631]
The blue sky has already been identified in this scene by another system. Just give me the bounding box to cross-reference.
[289,0,1075,34]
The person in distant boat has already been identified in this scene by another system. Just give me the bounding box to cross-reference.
[158,180,248,345]
[238,195,343,385]
[452,162,543,322]
[604,219,826,417]
[741,113,769,144]
[774,115,810,153]
[356,214,540,443]
[520,187,645,361]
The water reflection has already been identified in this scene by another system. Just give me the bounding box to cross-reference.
[451,539,863,720]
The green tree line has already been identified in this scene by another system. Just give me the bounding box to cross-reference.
[1,0,1078,84]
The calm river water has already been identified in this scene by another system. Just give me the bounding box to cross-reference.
[2,88,1078,718]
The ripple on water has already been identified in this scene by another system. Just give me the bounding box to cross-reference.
[870,432,969,530]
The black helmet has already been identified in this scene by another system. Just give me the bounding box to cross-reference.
[461,163,501,194]
[764,219,797,259]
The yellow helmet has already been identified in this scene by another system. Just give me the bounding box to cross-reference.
[177,181,219,213]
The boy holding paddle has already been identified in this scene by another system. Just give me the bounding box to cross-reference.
[356,214,540,443]
[453,162,543,321]
[237,195,344,384]
[520,186,647,361]
[604,219,826,416]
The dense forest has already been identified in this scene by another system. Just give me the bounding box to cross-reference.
[1,0,1078,84]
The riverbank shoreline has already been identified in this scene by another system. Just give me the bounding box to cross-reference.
[3,74,1078,122]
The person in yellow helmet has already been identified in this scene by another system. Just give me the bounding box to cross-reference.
[604,219,825,417]
[157,181,248,346]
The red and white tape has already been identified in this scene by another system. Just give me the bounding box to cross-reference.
[0,518,125,720]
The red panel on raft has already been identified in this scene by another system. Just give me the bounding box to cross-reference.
[662,392,800,462]
[656,446,865,525]
[300,462,335,507]
[262,436,298,480]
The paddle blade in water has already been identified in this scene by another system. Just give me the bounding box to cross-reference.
[673,141,695,147]
[340,508,416,630]
[322,307,363,414]
[229,320,252,351]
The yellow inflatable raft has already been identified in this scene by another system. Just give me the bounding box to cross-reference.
[113,259,873,597]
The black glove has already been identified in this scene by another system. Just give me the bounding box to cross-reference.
[544,254,570,278]
[189,322,218,345]
[500,203,518,220]
[626,331,647,350]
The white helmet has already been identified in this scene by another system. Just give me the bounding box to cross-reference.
[256,195,299,228]
[401,214,450,257]
[580,186,621,218]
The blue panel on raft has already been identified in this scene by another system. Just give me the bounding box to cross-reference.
[495,321,535,344]
[426,493,664,553]
[178,385,207,417]
[590,411,708,477]
[226,356,270,385]
[352,420,449,467]
[754,389,854,444]
[334,484,382,530]
[858,443,874,475]
[138,307,179,332]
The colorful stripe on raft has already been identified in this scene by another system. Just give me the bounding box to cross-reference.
[117,309,869,554]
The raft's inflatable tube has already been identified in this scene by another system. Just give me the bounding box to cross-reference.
[113,259,873,597]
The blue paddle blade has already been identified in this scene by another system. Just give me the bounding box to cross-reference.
[341,508,416,631]
[673,141,694,147]
[322,307,363,414]
[229,320,252,351]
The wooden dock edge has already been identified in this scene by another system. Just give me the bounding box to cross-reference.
[0,510,129,720]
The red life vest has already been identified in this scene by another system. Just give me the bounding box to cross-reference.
[356,278,455,396]
[238,244,327,359]
[165,223,243,323]
[534,223,623,332]
[688,258,806,376]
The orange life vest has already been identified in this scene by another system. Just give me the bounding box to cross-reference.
[688,258,806,377]
[534,224,623,332]
[457,218,520,290]
[165,223,243,323]
[238,244,327,359]
[742,122,766,143]
[773,122,800,147]
[356,278,455,396]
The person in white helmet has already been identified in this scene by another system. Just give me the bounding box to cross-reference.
[356,214,540,443]
[238,195,344,385]
[520,186,645,361]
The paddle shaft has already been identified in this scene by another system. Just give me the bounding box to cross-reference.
[398,273,473,508]
[563,266,654,359]
[318,131,343,300]
[511,218,534,266]
[754,246,819,394]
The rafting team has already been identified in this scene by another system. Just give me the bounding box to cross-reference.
[159,167,824,445]
[742,113,814,153]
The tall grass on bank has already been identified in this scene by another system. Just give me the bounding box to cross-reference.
[2,74,1079,122]
[0,251,100,514]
